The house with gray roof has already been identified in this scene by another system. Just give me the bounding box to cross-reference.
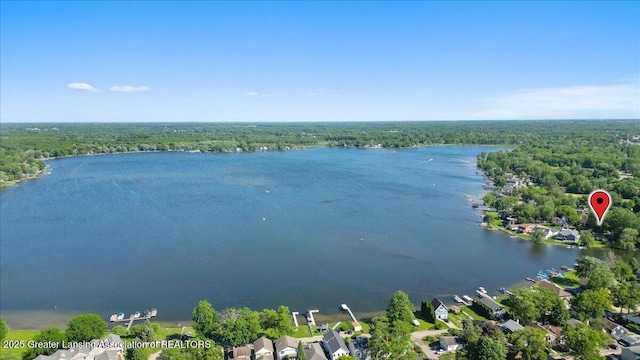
[254,336,275,360]
[500,320,524,334]
[619,335,640,347]
[322,330,349,360]
[303,343,328,360]
[439,336,464,352]
[476,296,505,318]
[275,335,297,360]
[431,298,448,321]
[555,229,580,242]
[33,334,124,360]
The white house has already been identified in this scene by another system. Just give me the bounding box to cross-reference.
[431,298,448,321]
[439,336,464,352]
[275,335,297,360]
[323,330,349,360]
[254,336,275,360]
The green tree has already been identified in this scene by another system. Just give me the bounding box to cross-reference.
[612,260,636,282]
[21,328,66,360]
[629,257,640,273]
[420,300,435,323]
[297,341,307,360]
[468,336,507,360]
[531,229,544,244]
[386,291,414,325]
[111,325,129,337]
[613,282,640,314]
[192,300,221,340]
[585,265,616,290]
[220,308,262,346]
[509,327,548,360]
[575,255,605,278]
[131,320,156,342]
[578,230,595,247]
[0,318,7,342]
[571,288,612,321]
[126,348,149,360]
[617,228,639,250]
[563,323,605,360]
[369,316,413,360]
[65,314,107,342]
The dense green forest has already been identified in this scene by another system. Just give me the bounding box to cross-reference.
[1,120,638,183]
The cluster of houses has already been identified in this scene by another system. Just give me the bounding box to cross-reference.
[228,330,360,360]
[503,217,581,242]
[33,334,123,360]
[430,278,637,357]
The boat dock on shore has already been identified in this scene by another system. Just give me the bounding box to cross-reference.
[109,308,157,330]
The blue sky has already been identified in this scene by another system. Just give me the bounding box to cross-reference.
[1,1,638,122]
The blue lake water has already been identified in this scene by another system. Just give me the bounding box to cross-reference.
[0,147,584,323]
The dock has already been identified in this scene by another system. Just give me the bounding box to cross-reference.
[109,309,157,330]
[291,311,299,328]
[307,310,319,326]
[340,304,362,331]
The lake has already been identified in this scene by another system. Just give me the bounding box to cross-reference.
[0,147,584,325]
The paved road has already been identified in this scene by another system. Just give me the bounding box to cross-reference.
[411,330,449,360]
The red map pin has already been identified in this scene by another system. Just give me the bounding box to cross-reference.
[588,190,612,226]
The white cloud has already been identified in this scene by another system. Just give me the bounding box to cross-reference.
[67,83,99,91]
[473,82,640,119]
[110,86,151,92]
[245,91,260,96]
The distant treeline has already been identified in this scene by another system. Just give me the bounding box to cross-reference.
[0,120,639,185]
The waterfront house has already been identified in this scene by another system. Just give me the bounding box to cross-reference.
[229,345,252,360]
[431,298,449,321]
[439,336,464,352]
[476,296,505,318]
[275,335,297,360]
[323,330,349,360]
[500,320,524,334]
[303,343,328,360]
[533,225,557,239]
[254,336,275,360]
[537,279,572,306]
[554,229,580,242]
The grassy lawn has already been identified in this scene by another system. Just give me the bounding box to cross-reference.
[439,353,456,360]
[155,326,193,340]
[0,330,39,359]
[293,326,313,338]
[413,319,435,331]
[447,313,463,328]
[460,306,488,322]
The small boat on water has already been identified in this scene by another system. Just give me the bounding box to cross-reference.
[476,290,485,298]
[526,277,536,283]
[453,295,464,303]
[537,270,548,278]
[499,287,507,294]
[463,295,473,302]
[478,287,487,293]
